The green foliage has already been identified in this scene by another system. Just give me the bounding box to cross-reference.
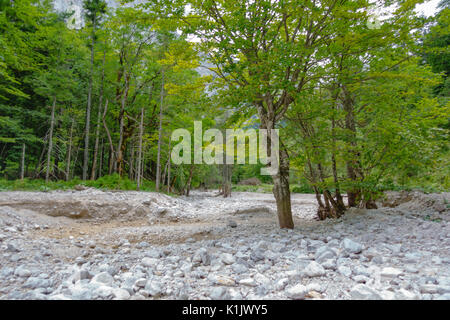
[0,175,157,192]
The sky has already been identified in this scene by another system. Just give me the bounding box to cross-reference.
[415,0,441,17]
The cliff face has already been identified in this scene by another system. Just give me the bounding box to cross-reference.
[52,0,119,29]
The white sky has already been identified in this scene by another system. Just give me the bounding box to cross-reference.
[415,0,441,17]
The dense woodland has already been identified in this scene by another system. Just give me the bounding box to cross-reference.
[0,0,449,228]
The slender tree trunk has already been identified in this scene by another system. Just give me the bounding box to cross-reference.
[46,97,56,183]
[185,164,194,197]
[156,69,164,192]
[99,138,104,178]
[20,143,25,180]
[90,49,105,180]
[167,139,171,193]
[136,107,144,190]
[128,144,134,180]
[117,74,129,176]
[83,14,97,180]
[221,128,232,197]
[343,89,360,207]
[66,118,74,181]
[102,99,116,175]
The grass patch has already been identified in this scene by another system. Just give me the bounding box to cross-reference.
[0,174,157,192]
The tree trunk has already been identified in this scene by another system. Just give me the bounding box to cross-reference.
[156,69,164,192]
[272,145,294,229]
[90,49,105,180]
[99,139,104,179]
[66,118,74,181]
[117,74,129,176]
[46,97,56,183]
[83,14,96,180]
[343,86,360,207]
[136,107,144,190]
[185,164,194,197]
[221,128,232,197]
[167,139,171,193]
[102,99,116,175]
[20,143,25,180]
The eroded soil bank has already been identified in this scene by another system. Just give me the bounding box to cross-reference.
[0,189,449,300]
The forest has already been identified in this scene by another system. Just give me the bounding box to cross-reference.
[1,0,449,228]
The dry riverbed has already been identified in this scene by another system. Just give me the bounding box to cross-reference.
[0,189,449,300]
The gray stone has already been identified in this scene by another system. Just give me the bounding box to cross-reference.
[350,284,382,300]
[91,272,114,286]
[134,278,147,288]
[221,253,235,265]
[142,257,158,267]
[338,265,352,277]
[227,220,237,228]
[239,278,257,287]
[232,264,248,274]
[6,243,20,252]
[14,266,31,278]
[286,284,308,300]
[341,238,363,254]
[395,288,419,300]
[144,281,163,297]
[304,261,326,277]
[112,288,130,300]
[210,287,229,300]
[23,277,52,289]
[381,267,403,279]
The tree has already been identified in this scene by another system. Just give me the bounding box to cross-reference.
[82,0,107,180]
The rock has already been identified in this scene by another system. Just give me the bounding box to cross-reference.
[142,257,159,267]
[210,287,229,300]
[94,285,115,299]
[69,284,93,300]
[350,284,382,300]
[286,284,308,300]
[250,249,265,262]
[134,278,147,288]
[112,288,130,300]
[232,264,248,274]
[321,259,337,270]
[227,220,237,228]
[91,272,114,286]
[6,243,20,252]
[221,253,236,265]
[275,278,289,291]
[337,265,352,278]
[72,270,93,283]
[341,238,363,254]
[14,266,31,278]
[144,281,163,297]
[395,288,419,300]
[23,277,52,289]
[304,261,326,277]
[315,248,337,264]
[144,249,161,259]
[381,267,403,279]
[239,278,257,287]
[353,275,369,283]
[419,284,439,294]
[209,275,236,286]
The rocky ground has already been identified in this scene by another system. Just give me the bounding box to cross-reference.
[0,188,449,300]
